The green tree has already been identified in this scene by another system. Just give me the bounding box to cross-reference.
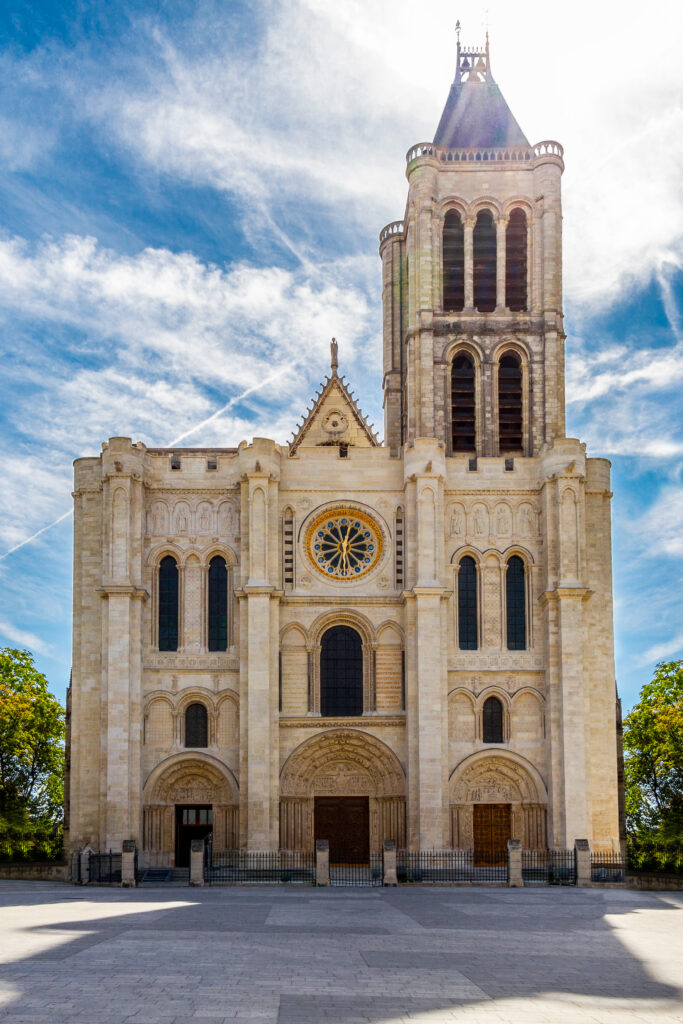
[0,648,65,832]
[624,660,683,845]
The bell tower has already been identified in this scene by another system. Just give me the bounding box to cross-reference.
[380,29,566,457]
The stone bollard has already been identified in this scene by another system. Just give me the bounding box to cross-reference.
[316,839,330,886]
[507,838,523,887]
[383,839,398,886]
[575,839,591,887]
[121,840,137,887]
[190,839,205,886]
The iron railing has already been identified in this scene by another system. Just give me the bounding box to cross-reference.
[397,848,475,883]
[591,851,626,883]
[88,851,122,884]
[329,853,382,887]
[522,849,576,886]
[205,848,315,885]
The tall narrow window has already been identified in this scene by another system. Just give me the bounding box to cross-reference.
[483,696,504,743]
[506,208,527,311]
[185,702,208,747]
[443,210,464,311]
[283,508,294,590]
[208,556,228,651]
[395,508,404,589]
[158,555,178,651]
[320,626,363,717]
[498,352,523,452]
[451,354,476,452]
[506,555,526,650]
[473,210,496,312]
[458,555,478,650]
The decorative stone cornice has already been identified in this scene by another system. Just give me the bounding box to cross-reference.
[538,587,592,606]
[97,585,149,600]
[279,716,406,728]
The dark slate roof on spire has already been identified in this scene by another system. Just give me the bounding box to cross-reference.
[433,34,529,149]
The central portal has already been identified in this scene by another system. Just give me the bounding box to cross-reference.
[175,805,213,867]
[314,796,369,863]
[473,803,511,866]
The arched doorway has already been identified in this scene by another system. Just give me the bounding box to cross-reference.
[279,729,406,859]
[450,752,547,863]
[320,626,363,717]
[142,754,239,868]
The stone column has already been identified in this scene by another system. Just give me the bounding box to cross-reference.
[190,839,204,886]
[496,217,507,311]
[507,838,523,887]
[464,218,474,310]
[316,839,330,886]
[405,440,449,849]
[240,439,281,850]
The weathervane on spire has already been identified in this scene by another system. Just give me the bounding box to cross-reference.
[330,337,338,376]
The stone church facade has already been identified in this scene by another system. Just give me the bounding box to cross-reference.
[66,37,620,867]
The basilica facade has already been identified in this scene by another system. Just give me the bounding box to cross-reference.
[66,38,621,868]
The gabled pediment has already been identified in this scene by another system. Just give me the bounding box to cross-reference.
[289,370,379,454]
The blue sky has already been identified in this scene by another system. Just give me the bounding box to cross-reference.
[0,0,681,713]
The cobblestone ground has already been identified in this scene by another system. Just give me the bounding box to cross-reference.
[0,882,682,1024]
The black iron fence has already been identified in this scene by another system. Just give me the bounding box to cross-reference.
[205,848,315,885]
[0,830,64,863]
[88,851,122,884]
[522,849,576,885]
[396,849,508,884]
[591,850,626,883]
[329,853,382,887]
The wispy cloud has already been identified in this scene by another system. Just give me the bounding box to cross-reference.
[0,619,53,657]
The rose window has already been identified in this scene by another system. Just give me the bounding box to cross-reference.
[306,509,382,580]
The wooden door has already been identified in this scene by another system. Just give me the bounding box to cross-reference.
[314,797,370,863]
[473,803,511,866]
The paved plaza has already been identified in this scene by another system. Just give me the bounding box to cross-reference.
[0,882,682,1024]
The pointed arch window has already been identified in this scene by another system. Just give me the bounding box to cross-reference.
[443,210,464,311]
[158,555,178,652]
[506,208,528,311]
[320,626,363,717]
[185,702,208,748]
[208,556,228,652]
[483,696,504,743]
[457,555,478,650]
[506,555,526,650]
[498,352,523,452]
[473,210,497,312]
[451,354,476,452]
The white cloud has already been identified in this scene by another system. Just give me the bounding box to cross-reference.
[636,632,683,668]
[0,619,53,657]
[639,487,683,557]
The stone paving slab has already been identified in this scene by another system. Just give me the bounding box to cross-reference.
[0,884,682,1024]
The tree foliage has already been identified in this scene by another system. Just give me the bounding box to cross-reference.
[0,648,65,831]
[624,660,683,844]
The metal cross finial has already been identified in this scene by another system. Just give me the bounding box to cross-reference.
[455,18,461,41]
[330,337,338,375]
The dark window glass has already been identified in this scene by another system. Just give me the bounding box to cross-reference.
[473,210,497,312]
[321,626,363,717]
[185,703,208,747]
[208,556,228,651]
[443,210,464,311]
[483,696,504,743]
[451,354,476,452]
[498,352,523,452]
[505,208,527,311]
[506,555,526,650]
[158,555,178,651]
[458,556,478,650]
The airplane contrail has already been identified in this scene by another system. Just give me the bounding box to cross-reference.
[0,362,300,561]
[0,509,73,562]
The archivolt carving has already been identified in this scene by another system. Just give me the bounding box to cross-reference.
[145,754,238,806]
[450,752,546,805]
[280,729,405,798]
